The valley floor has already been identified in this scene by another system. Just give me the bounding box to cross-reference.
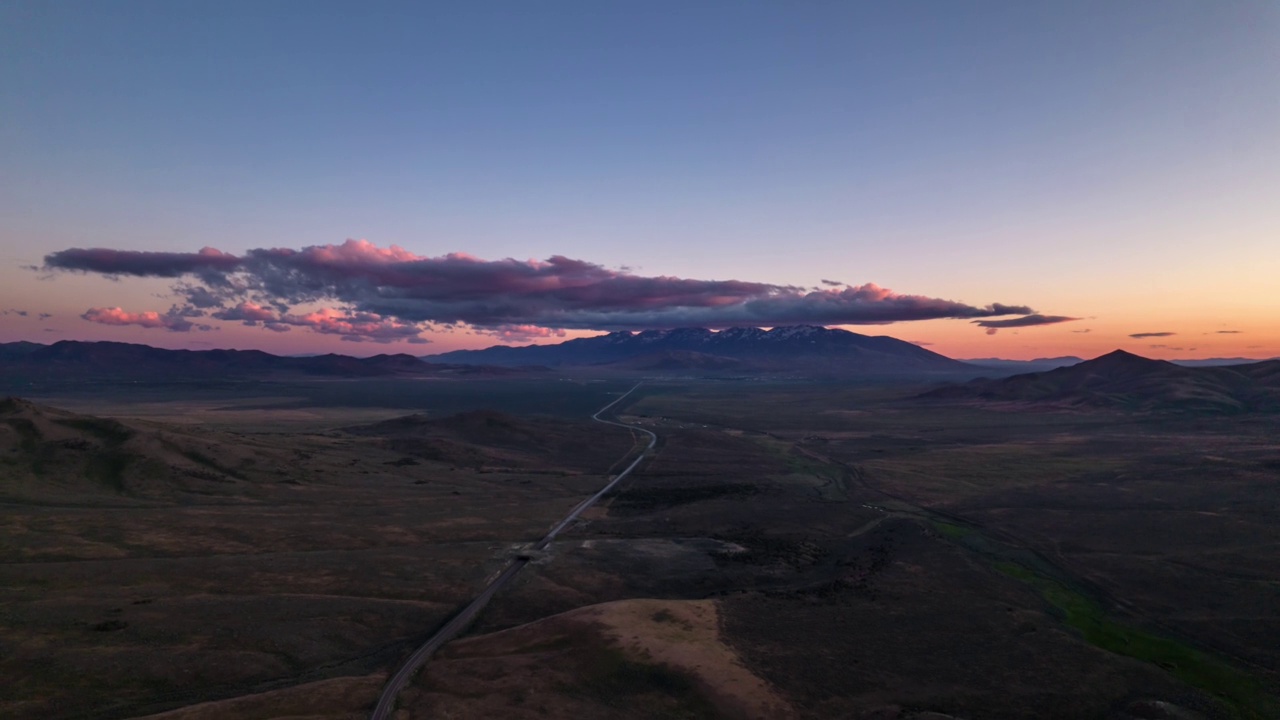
[2,379,1277,719]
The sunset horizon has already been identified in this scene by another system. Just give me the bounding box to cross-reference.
[4,5,1280,719]
[3,4,1275,362]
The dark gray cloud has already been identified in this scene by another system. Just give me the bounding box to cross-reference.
[1130,332,1175,339]
[44,239,1056,342]
[972,314,1079,329]
[46,247,241,278]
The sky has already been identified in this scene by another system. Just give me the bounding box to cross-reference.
[2,1,1277,360]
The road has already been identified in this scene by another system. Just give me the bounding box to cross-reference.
[369,383,655,720]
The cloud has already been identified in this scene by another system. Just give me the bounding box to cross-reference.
[47,247,241,278]
[293,308,431,344]
[210,301,429,343]
[44,239,1058,342]
[972,314,1079,329]
[81,307,211,332]
[475,324,569,344]
[1130,332,1175,339]
[2,309,48,319]
[211,301,280,325]
[1071,329,1092,334]
[1215,330,1242,334]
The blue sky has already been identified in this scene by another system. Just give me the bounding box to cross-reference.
[2,2,1277,357]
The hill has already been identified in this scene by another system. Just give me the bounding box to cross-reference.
[427,325,973,375]
[0,341,539,388]
[343,409,635,473]
[926,350,1280,413]
[0,397,304,503]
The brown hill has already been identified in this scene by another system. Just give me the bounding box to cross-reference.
[0,397,300,503]
[344,409,635,473]
[924,350,1280,413]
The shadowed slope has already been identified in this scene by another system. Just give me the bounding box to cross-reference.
[0,397,310,503]
[926,350,1280,413]
[344,409,635,473]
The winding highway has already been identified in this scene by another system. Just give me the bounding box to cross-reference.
[369,383,656,720]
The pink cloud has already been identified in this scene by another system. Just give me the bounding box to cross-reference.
[211,302,428,343]
[476,324,569,344]
[293,308,428,343]
[81,307,207,332]
[212,301,279,324]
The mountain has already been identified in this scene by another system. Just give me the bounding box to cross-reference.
[426,325,972,375]
[1170,357,1280,367]
[0,340,537,386]
[926,350,1280,413]
[962,356,1084,373]
[0,341,44,361]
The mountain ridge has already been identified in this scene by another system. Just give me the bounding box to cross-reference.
[426,325,973,374]
[926,349,1280,413]
[0,340,546,385]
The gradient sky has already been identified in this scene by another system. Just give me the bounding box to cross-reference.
[2,1,1277,359]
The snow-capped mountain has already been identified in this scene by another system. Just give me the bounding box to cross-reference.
[426,325,972,374]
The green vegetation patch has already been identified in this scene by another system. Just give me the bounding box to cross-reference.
[931,520,974,540]
[993,561,1277,719]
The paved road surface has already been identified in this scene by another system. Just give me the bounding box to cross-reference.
[369,383,655,720]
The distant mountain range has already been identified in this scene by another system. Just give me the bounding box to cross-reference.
[3,336,1271,386]
[962,356,1085,372]
[1167,357,1280,367]
[426,325,971,375]
[928,350,1280,413]
[962,356,1276,373]
[0,340,526,385]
